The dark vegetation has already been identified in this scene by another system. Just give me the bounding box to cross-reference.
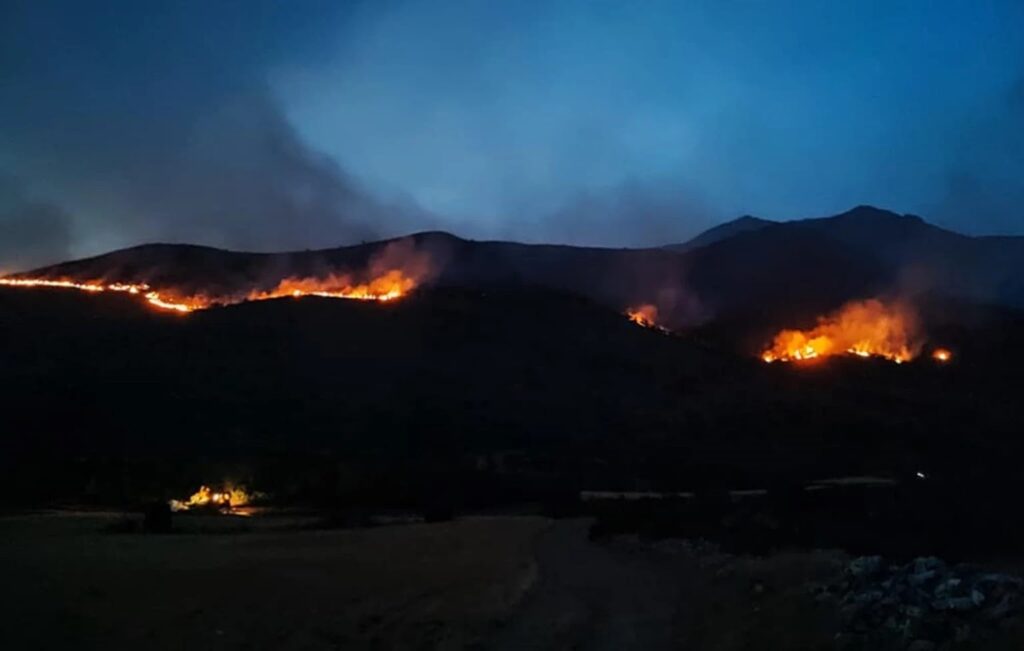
[588,476,1024,562]
[3,206,1024,561]
[20,206,1024,327]
[2,284,1023,514]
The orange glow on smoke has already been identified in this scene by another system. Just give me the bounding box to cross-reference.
[626,304,659,328]
[0,241,434,314]
[761,299,922,364]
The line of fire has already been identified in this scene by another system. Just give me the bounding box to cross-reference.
[626,297,951,365]
[0,239,436,313]
[0,272,418,313]
[3,273,954,366]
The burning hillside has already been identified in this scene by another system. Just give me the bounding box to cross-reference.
[761,299,924,364]
[0,241,435,314]
[249,269,414,303]
[626,304,659,328]
[0,278,206,313]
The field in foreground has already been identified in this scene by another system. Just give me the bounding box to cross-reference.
[4,513,1024,650]
[0,514,542,650]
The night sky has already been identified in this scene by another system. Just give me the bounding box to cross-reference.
[2,1,1023,270]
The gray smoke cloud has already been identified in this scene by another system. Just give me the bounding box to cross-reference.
[50,88,424,252]
[2,0,1022,272]
[525,180,715,248]
[0,1,437,268]
[933,76,1024,235]
[0,175,73,272]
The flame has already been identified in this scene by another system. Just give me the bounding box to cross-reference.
[169,485,253,512]
[0,273,414,313]
[761,299,922,364]
[0,241,434,313]
[248,269,415,303]
[626,304,659,328]
[932,348,952,362]
[0,278,201,313]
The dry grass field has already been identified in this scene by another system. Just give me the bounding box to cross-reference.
[5,513,1023,650]
[0,513,545,650]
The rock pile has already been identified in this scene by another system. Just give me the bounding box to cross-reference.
[818,556,1024,649]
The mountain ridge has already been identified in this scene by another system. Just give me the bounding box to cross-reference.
[665,215,776,252]
[7,206,1024,322]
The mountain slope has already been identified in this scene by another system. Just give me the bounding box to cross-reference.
[8,206,1024,326]
[676,205,1024,314]
[11,231,699,324]
[682,221,893,319]
[664,215,776,252]
[801,206,1024,306]
[4,280,1024,507]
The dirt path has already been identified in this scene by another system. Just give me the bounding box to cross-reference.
[489,518,685,650]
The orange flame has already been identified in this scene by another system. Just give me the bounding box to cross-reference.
[626,304,659,328]
[248,269,415,303]
[169,485,253,512]
[0,241,435,314]
[932,348,952,362]
[0,278,202,313]
[761,299,922,364]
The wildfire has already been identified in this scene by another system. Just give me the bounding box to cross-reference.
[932,348,952,362]
[0,273,416,313]
[169,485,253,513]
[0,277,202,313]
[248,269,416,303]
[761,299,922,364]
[626,304,659,328]
[0,242,433,313]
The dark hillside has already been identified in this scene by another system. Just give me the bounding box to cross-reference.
[2,284,1024,509]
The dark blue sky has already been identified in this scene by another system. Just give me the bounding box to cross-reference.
[2,1,1023,269]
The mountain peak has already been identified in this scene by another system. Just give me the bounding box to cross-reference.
[666,215,776,252]
[832,205,923,224]
[732,215,772,226]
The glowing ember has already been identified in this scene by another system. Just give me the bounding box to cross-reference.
[626,304,659,328]
[761,299,922,364]
[932,348,952,362]
[169,485,253,513]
